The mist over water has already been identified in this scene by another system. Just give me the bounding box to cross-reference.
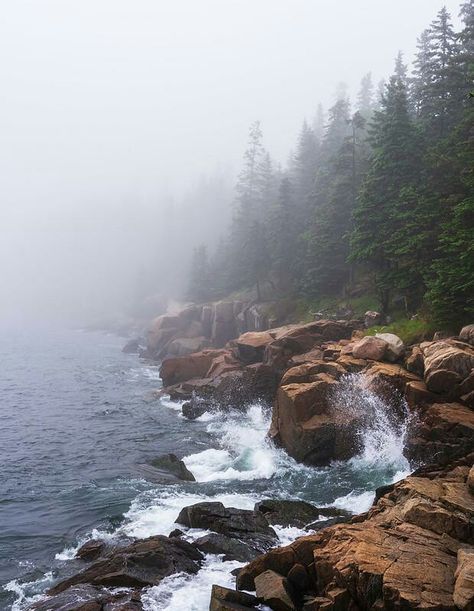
[1,328,412,610]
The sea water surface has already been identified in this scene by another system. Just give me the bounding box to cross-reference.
[0,326,411,610]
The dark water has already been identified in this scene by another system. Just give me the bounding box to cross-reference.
[0,327,410,610]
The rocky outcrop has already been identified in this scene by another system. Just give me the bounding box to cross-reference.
[421,339,474,399]
[176,501,278,555]
[136,452,195,483]
[32,584,143,610]
[47,535,202,595]
[142,300,293,361]
[236,456,474,610]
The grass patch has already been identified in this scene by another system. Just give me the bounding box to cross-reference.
[365,317,436,345]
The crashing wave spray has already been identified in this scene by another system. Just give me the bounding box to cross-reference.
[330,373,413,474]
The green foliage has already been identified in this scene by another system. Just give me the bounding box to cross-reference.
[365,318,436,345]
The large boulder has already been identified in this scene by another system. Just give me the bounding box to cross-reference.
[421,339,474,397]
[48,536,203,595]
[233,331,275,364]
[254,499,350,530]
[375,332,405,362]
[159,349,226,386]
[269,373,361,465]
[142,453,195,482]
[352,336,387,361]
[209,585,259,611]
[176,502,278,554]
[254,570,296,611]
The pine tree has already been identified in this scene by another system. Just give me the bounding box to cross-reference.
[188,245,211,303]
[412,7,463,139]
[350,65,421,313]
[357,72,375,120]
[268,176,297,292]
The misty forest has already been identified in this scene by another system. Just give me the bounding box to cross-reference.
[1,2,474,611]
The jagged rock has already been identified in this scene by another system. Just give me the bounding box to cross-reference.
[48,536,202,595]
[352,336,387,361]
[454,549,474,610]
[181,398,211,420]
[405,379,442,409]
[254,499,348,529]
[421,339,474,396]
[166,336,210,357]
[233,331,274,364]
[405,345,425,376]
[375,332,405,361]
[270,373,361,465]
[254,570,296,611]
[122,338,141,354]
[32,585,142,610]
[76,540,105,562]
[159,349,226,386]
[237,461,474,610]
[176,502,277,554]
[209,585,259,611]
[147,453,195,482]
[460,324,474,346]
[193,533,257,562]
[406,402,474,465]
[364,361,421,396]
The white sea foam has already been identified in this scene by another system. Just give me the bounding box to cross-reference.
[5,572,53,611]
[160,395,185,411]
[141,556,245,611]
[183,402,287,482]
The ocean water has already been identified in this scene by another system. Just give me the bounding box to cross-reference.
[0,326,411,610]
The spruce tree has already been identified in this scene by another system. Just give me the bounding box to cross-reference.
[350,64,421,313]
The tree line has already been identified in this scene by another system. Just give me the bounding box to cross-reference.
[188,2,474,329]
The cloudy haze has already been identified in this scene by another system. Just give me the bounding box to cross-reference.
[0,0,462,322]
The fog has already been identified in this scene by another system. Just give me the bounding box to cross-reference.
[0,0,461,324]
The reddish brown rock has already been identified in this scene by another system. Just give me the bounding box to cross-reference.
[233,331,275,364]
[254,570,296,611]
[352,336,387,361]
[454,549,474,610]
[421,340,474,396]
[460,324,474,346]
[237,460,474,610]
[159,349,227,387]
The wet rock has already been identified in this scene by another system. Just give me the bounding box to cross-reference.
[233,331,274,364]
[254,570,296,611]
[375,332,404,362]
[238,460,474,610]
[32,585,142,610]
[193,533,257,562]
[209,585,259,611]
[48,535,202,595]
[159,349,226,386]
[181,398,211,420]
[254,499,334,529]
[168,528,184,538]
[269,374,361,466]
[137,453,195,483]
[76,540,105,562]
[352,336,387,361]
[406,402,474,465]
[176,502,277,553]
[122,338,141,354]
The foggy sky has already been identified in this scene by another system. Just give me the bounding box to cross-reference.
[0,0,463,323]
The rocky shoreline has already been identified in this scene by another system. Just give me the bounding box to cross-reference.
[32,308,474,610]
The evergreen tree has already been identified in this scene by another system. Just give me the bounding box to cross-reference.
[412,7,463,138]
[268,176,297,292]
[350,66,421,313]
[188,245,211,303]
[357,72,375,119]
